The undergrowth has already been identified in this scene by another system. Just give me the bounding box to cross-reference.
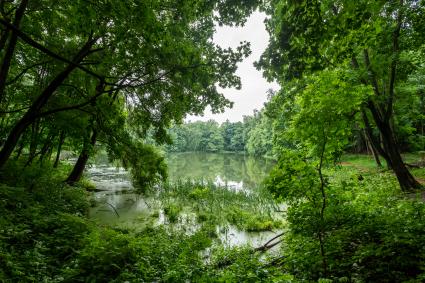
[0,160,289,282]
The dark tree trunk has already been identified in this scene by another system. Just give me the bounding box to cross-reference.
[0,0,29,103]
[361,110,391,166]
[15,141,24,159]
[38,133,54,164]
[0,37,96,169]
[66,128,97,185]
[361,107,421,190]
[0,28,9,53]
[377,119,421,191]
[53,131,65,168]
[365,104,421,190]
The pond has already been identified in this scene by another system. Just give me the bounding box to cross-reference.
[88,152,280,247]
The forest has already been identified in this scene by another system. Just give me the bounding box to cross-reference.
[1,0,425,282]
[165,111,273,156]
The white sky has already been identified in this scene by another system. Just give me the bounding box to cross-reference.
[186,11,279,124]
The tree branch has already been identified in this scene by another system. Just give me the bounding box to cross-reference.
[34,87,107,119]
[363,49,381,97]
[6,60,52,85]
[385,0,403,122]
[0,18,104,81]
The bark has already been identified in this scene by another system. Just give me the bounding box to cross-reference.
[65,81,105,184]
[318,135,328,278]
[376,118,421,191]
[0,37,96,169]
[0,0,28,103]
[364,99,421,190]
[352,52,421,190]
[66,128,97,185]
[53,131,65,168]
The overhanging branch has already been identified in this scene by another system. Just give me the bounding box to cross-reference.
[0,18,105,81]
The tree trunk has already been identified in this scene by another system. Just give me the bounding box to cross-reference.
[361,107,421,190]
[15,141,24,159]
[0,0,29,103]
[363,129,382,167]
[361,109,391,166]
[26,119,40,166]
[38,133,54,164]
[66,128,97,185]
[0,37,96,169]
[53,131,65,168]
[377,119,421,191]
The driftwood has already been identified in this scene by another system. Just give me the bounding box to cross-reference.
[212,232,286,270]
[254,232,285,253]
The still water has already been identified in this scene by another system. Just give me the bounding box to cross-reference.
[88,152,278,247]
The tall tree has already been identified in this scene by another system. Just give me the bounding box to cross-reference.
[258,0,424,190]
[0,0,258,177]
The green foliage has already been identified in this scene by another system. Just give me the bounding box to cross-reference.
[265,150,319,202]
[224,207,281,232]
[266,157,425,281]
[198,247,294,282]
[120,143,168,191]
[165,111,276,157]
[0,163,288,282]
[163,203,182,223]
[62,227,212,282]
[0,181,89,282]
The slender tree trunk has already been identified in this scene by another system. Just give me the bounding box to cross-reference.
[0,37,96,169]
[361,109,391,165]
[26,119,40,165]
[15,140,24,159]
[38,133,54,164]
[363,129,382,167]
[0,28,9,53]
[0,0,29,103]
[53,131,65,168]
[66,128,97,185]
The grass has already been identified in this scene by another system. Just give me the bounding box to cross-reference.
[339,152,425,183]
[148,180,285,233]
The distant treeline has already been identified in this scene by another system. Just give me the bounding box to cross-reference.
[165,110,273,157]
[166,88,425,157]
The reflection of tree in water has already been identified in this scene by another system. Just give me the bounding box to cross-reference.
[166,153,274,189]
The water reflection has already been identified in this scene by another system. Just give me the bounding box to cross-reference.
[88,152,278,247]
[166,152,275,191]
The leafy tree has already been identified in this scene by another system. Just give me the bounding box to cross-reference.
[258,0,425,190]
[0,0,259,185]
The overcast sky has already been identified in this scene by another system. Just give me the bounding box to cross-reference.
[186,11,279,124]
